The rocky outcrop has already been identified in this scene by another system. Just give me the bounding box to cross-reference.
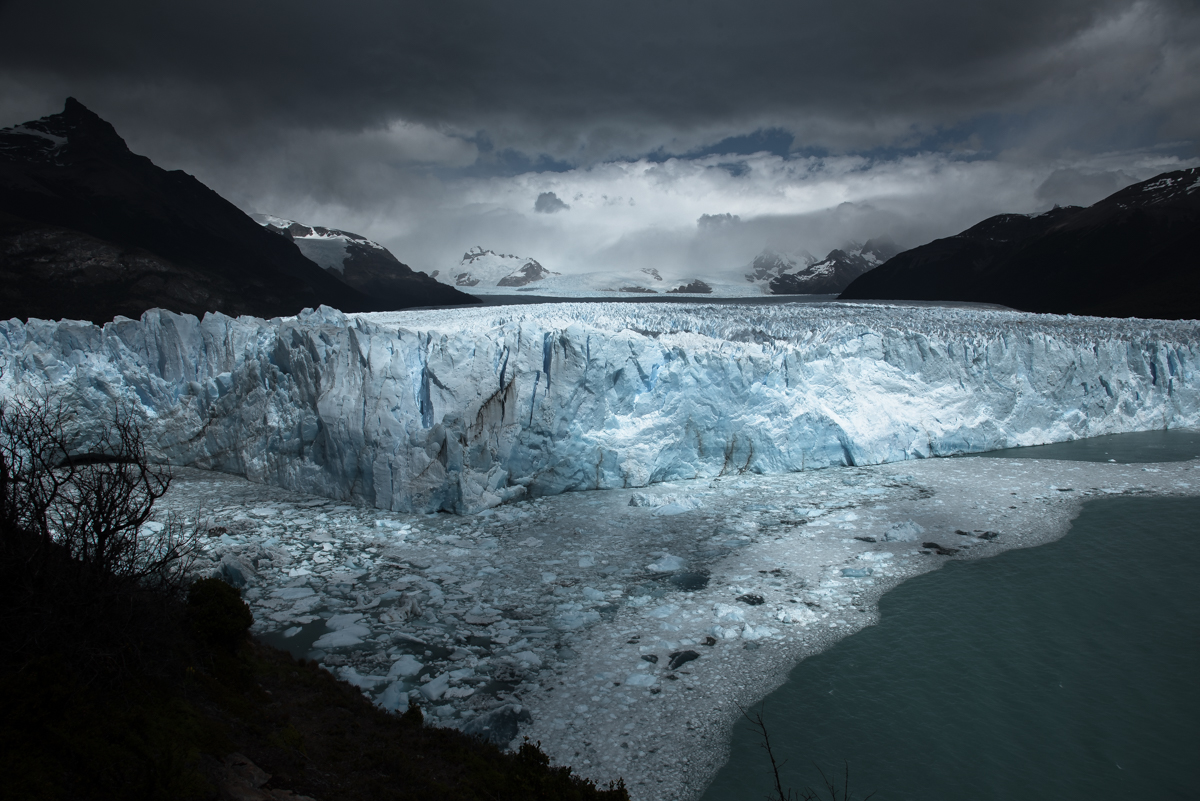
[667,280,713,294]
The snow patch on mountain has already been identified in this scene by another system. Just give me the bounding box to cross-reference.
[253,213,387,275]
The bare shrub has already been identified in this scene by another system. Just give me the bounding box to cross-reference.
[740,703,876,801]
[0,390,201,682]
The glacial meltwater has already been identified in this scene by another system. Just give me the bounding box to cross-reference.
[702,431,1200,801]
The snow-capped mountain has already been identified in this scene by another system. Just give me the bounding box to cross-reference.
[744,249,817,286]
[841,168,1200,319]
[434,246,559,288]
[745,240,897,295]
[254,214,474,309]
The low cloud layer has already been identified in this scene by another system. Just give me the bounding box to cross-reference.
[1,0,1197,281]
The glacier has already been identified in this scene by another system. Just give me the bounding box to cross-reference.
[0,301,1197,514]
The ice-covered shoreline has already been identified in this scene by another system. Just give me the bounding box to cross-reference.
[158,454,1200,800]
[1,301,1197,514]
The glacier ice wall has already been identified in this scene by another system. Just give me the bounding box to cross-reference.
[1,302,1197,513]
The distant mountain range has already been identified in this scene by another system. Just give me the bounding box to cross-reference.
[432,246,560,288]
[0,98,475,323]
[840,168,1200,320]
[745,240,898,295]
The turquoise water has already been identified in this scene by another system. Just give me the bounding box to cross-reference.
[966,428,1200,464]
[702,434,1200,801]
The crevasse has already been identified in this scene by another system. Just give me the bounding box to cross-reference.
[1,302,1196,513]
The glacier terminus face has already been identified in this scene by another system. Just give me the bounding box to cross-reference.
[1,301,1197,513]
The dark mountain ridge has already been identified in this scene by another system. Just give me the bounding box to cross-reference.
[839,168,1200,320]
[254,214,472,309]
[0,99,476,323]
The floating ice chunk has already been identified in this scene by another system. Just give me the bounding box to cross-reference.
[709,625,738,639]
[741,624,778,640]
[420,672,450,700]
[376,681,410,713]
[840,567,874,577]
[387,654,423,679]
[884,521,925,542]
[325,613,366,630]
[282,626,303,638]
[338,666,388,690]
[654,497,701,516]
[272,587,315,600]
[712,603,745,624]
[541,572,557,583]
[775,607,815,625]
[553,607,600,630]
[512,650,542,668]
[624,673,657,687]
[647,554,686,572]
[313,625,370,649]
[464,606,502,625]
[578,555,596,568]
[582,586,606,602]
[648,604,679,619]
[860,552,894,561]
[217,554,254,587]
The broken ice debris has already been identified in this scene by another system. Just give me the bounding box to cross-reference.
[647,554,686,572]
[883,521,925,542]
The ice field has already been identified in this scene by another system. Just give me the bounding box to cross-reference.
[1,301,1197,514]
[160,455,1199,799]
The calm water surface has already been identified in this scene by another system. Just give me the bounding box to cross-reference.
[702,432,1200,801]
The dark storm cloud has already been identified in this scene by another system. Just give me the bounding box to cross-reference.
[1,0,1197,282]
[697,213,741,228]
[534,192,569,213]
[1,0,1197,163]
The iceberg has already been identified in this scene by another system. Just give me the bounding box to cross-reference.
[0,301,1196,514]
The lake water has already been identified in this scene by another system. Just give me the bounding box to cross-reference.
[701,431,1200,801]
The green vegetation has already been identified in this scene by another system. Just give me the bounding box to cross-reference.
[0,394,628,800]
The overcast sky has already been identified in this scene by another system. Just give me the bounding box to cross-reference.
[2,0,1198,280]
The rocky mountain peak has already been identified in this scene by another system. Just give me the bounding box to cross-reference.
[0,97,133,166]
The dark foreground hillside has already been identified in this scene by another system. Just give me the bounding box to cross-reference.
[840,168,1200,320]
[0,398,623,801]
[2,635,627,801]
